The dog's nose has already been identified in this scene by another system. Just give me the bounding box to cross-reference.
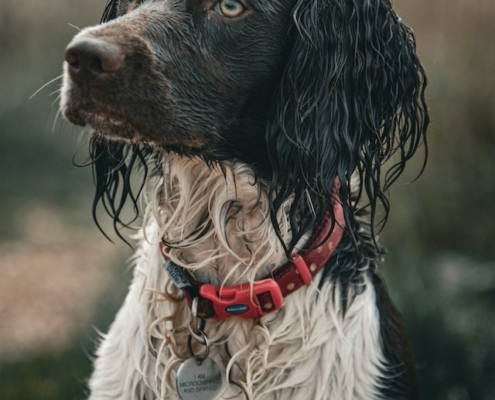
[65,37,124,84]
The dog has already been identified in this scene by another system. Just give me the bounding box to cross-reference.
[60,0,429,399]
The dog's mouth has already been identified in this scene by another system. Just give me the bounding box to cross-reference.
[63,98,209,151]
[63,99,139,141]
[87,111,143,141]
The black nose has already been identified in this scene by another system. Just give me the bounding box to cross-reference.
[65,37,124,84]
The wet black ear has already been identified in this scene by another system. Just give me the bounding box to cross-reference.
[267,0,429,252]
[79,0,146,243]
[83,135,151,243]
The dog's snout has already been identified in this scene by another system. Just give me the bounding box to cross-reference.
[65,37,125,84]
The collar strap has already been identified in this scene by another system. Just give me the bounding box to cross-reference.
[160,188,345,320]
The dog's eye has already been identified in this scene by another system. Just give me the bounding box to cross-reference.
[215,0,246,18]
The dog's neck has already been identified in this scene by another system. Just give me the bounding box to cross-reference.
[88,153,385,399]
[151,153,294,287]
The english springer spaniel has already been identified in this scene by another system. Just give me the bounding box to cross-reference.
[60,0,429,399]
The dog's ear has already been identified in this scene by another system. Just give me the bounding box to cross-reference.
[267,0,429,252]
[101,0,119,23]
[83,136,150,244]
[79,0,143,243]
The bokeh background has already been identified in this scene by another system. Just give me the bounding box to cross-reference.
[0,0,494,399]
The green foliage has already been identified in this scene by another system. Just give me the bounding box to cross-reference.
[0,344,92,400]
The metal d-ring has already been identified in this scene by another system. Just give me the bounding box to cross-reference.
[188,313,207,344]
[187,314,209,363]
[187,329,210,364]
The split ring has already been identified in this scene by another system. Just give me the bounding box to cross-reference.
[187,330,210,363]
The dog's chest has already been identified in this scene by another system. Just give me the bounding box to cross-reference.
[132,228,384,400]
[88,157,384,399]
[156,156,289,286]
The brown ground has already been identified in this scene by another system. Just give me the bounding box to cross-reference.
[0,205,121,361]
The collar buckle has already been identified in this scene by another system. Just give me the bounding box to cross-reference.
[199,279,284,320]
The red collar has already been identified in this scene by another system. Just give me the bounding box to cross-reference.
[160,192,345,320]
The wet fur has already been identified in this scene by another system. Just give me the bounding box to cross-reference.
[61,0,428,398]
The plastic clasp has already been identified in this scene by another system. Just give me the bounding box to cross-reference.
[199,279,284,320]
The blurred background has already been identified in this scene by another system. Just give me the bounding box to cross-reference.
[0,0,494,399]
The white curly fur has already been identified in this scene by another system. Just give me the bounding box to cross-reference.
[88,155,385,400]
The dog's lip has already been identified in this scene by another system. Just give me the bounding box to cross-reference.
[77,105,138,131]
[67,104,141,139]
[63,98,128,126]
[83,106,129,124]
[66,104,208,149]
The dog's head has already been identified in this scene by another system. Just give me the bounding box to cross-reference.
[61,0,428,251]
[62,0,296,159]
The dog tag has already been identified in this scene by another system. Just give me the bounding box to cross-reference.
[176,357,226,400]
[165,260,193,289]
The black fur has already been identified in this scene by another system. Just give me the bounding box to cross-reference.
[266,0,428,254]
[77,0,428,259]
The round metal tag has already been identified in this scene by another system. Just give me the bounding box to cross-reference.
[176,357,226,400]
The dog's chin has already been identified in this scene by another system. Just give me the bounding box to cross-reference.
[63,105,210,153]
[63,106,138,141]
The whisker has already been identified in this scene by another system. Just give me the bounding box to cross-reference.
[50,94,62,108]
[49,88,61,97]
[30,75,63,99]
[78,127,94,148]
[52,109,63,133]
[67,23,82,32]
